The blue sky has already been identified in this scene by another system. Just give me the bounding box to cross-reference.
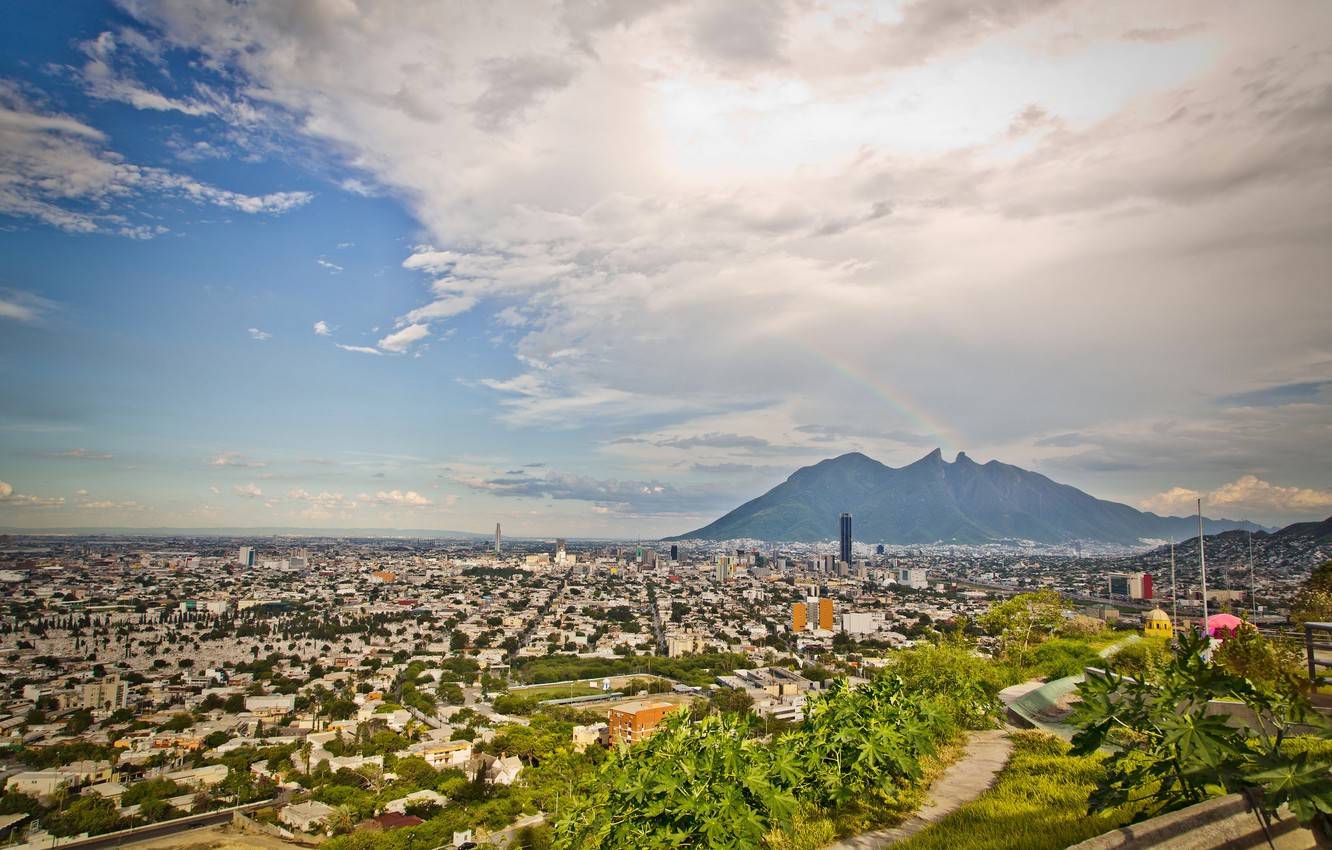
[1,0,1330,537]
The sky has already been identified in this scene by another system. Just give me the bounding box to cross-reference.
[1,0,1330,539]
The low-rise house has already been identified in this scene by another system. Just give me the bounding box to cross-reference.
[280,800,335,833]
[383,789,449,814]
[6,769,81,797]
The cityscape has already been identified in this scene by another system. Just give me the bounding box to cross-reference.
[2,0,1332,849]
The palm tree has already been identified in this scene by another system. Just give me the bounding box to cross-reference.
[299,741,312,775]
[327,805,355,836]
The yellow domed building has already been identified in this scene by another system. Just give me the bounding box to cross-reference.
[1143,607,1174,638]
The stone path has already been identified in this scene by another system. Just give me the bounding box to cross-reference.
[825,728,1014,849]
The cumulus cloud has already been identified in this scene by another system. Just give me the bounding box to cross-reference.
[313,320,332,336]
[0,480,65,508]
[0,84,311,236]
[233,483,263,498]
[247,327,271,340]
[375,489,432,506]
[103,0,1332,525]
[377,323,430,354]
[1142,476,1332,518]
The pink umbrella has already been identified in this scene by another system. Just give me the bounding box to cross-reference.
[1204,613,1251,637]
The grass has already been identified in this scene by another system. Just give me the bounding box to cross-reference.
[512,683,605,699]
[764,739,968,850]
[888,731,1142,850]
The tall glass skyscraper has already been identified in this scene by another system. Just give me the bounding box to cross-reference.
[839,513,852,564]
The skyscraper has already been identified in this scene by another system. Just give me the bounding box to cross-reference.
[238,546,254,567]
[839,513,852,565]
[495,523,501,554]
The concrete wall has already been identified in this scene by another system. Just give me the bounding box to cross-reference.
[1067,793,1325,850]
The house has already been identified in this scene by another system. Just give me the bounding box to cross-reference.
[466,753,523,786]
[410,740,472,770]
[383,789,449,814]
[279,800,335,833]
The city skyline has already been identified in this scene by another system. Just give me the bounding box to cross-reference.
[2,1,1331,537]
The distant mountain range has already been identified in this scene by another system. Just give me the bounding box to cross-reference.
[0,526,488,539]
[669,450,1267,546]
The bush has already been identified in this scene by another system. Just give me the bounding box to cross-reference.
[1030,639,1101,680]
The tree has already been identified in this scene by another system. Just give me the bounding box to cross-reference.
[1291,560,1332,626]
[1071,630,1332,839]
[978,589,1066,659]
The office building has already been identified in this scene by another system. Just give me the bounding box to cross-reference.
[1108,572,1152,600]
[839,513,852,565]
[238,546,254,567]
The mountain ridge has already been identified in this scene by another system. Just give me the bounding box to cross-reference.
[668,450,1266,545]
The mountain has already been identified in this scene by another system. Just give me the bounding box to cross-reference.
[669,450,1263,545]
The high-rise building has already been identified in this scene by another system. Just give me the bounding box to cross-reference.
[1108,572,1152,600]
[238,546,254,567]
[839,513,852,565]
[792,602,806,632]
[818,597,833,631]
[669,544,679,561]
[495,523,501,553]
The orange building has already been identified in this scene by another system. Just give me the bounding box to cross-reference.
[607,699,685,745]
[792,602,807,632]
[818,598,833,631]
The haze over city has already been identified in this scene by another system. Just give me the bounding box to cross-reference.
[2,0,1330,538]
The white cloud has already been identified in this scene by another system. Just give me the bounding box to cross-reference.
[316,259,343,272]
[313,320,332,336]
[377,323,431,354]
[98,0,1332,527]
[336,343,382,355]
[0,480,65,508]
[375,489,433,506]
[209,452,266,468]
[0,83,311,237]
[234,483,263,498]
[248,327,271,340]
[1143,476,1332,519]
[0,288,56,323]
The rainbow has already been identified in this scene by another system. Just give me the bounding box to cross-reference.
[794,340,962,454]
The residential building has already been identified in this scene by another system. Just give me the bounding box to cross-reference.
[818,598,833,631]
[792,602,806,632]
[607,699,685,745]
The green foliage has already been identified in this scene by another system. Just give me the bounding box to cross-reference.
[979,589,1066,659]
[554,711,796,849]
[1030,638,1101,680]
[554,674,957,849]
[159,712,194,732]
[1103,637,1170,681]
[121,777,183,807]
[782,675,952,809]
[1291,561,1332,626]
[1071,630,1332,835]
[888,639,1013,731]
[46,794,127,837]
[1213,628,1308,697]
[0,791,43,816]
[17,741,118,768]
